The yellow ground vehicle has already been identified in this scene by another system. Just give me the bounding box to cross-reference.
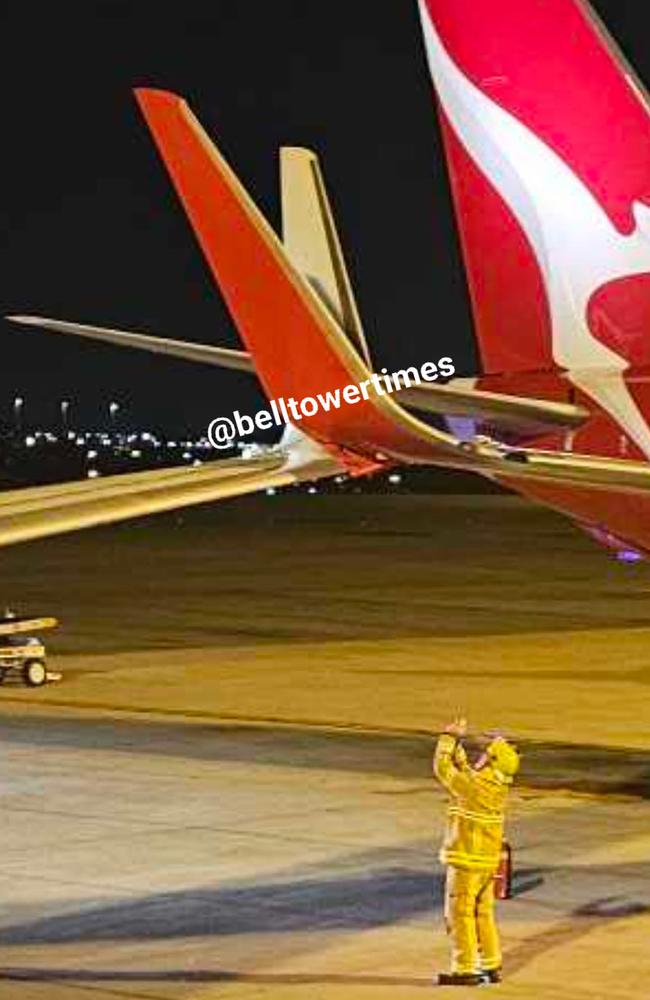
[0,616,59,687]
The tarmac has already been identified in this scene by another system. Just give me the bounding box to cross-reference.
[0,494,649,998]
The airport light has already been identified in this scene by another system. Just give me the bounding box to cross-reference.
[13,396,24,434]
[108,401,120,424]
[60,399,70,432]
[87,469,100,479]
[25,435,36,448]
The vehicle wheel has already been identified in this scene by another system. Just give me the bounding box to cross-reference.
[23,660,47,687]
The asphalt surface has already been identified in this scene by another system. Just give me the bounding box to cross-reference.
[1,709,649,1000]
[0,494,649,998]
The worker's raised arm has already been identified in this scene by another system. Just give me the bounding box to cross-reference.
[434,734,461,788]
[451,739,471,773]
[433,718,472,795]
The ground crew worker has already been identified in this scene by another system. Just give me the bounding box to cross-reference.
[433,717,520,987]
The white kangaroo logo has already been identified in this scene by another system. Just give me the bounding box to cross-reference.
[419,0,650,457]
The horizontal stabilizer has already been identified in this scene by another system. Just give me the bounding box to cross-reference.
[6,315,254,373]
[472,446,650,497]
[399,382,589,434]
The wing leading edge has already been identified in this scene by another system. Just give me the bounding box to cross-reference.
[0,446,341,549]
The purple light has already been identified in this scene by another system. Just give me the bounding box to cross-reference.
[616,549,644,564]
[582,524,647,562]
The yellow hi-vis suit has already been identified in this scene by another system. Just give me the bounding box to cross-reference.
[434,734,510,976]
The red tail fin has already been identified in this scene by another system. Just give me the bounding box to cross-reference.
[419,0,650,375]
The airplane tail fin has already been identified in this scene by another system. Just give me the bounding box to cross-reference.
[419,0,650,376]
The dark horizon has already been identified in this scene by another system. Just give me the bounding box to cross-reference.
[1,0,648,432]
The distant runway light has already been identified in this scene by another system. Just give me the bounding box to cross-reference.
[388,473,402,485]
[87,469,100,479]
[25,435,36,447]
[266,487,277,496]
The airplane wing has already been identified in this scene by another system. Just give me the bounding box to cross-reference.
[5,314,587,436]
[0,444,341,548]
[6,315,254,373]
[6,142,369,377]
[280,146,370,366]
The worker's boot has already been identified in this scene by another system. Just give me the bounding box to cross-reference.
[437,972,485,986]
[482,968,502,984]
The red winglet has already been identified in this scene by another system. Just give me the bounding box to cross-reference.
[134,88,456,466]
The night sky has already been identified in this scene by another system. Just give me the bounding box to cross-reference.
[0,0,648,432]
